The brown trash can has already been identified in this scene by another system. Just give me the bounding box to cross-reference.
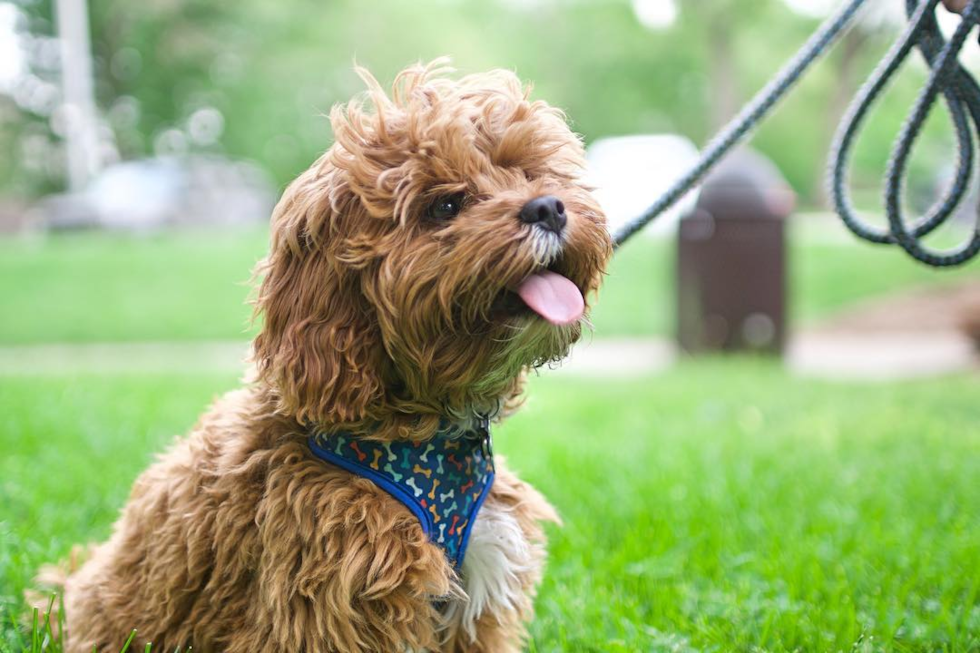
[676,150,794,355]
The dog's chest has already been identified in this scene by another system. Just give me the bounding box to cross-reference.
[308,430,494,568]
[443,500,533,639]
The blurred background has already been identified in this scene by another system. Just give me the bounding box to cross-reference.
[1,0,977,206]
[2,1,980,650]
[1,0,979,358]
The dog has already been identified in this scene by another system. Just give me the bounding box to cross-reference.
[39,60,611,652]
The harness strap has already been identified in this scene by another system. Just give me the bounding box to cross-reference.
[308,430,495,569]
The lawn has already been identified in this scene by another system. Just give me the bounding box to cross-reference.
[3,226,980,345]
[1,364,977,651]
[0,229,269,345]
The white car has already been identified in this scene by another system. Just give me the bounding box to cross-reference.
[585,134,701,238]
[38,155,275,232]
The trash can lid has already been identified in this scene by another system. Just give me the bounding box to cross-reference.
[695,149,795,219]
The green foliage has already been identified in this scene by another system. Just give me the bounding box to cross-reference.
[2,0,958,206]
[0,366,977,650]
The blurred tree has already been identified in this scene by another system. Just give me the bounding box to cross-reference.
[675,0,780,128]
[0,0,955,210]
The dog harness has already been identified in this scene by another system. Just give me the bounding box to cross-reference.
[308,419,495,569]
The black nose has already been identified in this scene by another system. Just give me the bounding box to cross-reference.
[519,195,567,235]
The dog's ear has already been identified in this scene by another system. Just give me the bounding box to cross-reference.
[253,162,388,427]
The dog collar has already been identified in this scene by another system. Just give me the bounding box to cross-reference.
[308,418,495,569]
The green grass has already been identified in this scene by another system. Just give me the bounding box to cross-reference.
[3,227,980,345]
[0,229,268,345]
[2,365,978,651]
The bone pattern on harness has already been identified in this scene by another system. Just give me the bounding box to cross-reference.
[308,424,495,568]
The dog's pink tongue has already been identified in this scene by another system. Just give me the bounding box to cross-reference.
[516,271,584,326]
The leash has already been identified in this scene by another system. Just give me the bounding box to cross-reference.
[612,0,980,268]
[834,0,980,266]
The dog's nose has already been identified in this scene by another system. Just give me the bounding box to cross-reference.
[519,195,567,235]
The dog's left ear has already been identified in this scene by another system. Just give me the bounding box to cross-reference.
[253,162,389,427]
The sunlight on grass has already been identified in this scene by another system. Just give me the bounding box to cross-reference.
[0,229,268,345]
[1,364,977,651]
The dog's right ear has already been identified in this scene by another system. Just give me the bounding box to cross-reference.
[253,162,388,427]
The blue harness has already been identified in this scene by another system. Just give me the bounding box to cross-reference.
[308,420,495,569]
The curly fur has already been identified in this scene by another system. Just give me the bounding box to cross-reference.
[34,60,610,652]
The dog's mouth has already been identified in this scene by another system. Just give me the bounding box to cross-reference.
[493,260,585,326]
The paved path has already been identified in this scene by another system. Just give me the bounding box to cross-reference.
[565,333,977,380]
[0,341,251,375]
[786,331,977,380]
[0,334,974,380]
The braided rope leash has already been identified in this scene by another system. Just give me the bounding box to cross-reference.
[834,0,980,266]
[612,0,980,269]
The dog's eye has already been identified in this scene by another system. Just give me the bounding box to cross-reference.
[428,194,465,221]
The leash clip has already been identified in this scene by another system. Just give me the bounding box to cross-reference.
[475,413,492,459]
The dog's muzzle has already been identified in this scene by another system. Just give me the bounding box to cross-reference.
[519,195,567,236]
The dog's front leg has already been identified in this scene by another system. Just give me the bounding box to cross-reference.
[223,452,456,653]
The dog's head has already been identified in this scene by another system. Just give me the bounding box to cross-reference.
[255,61,611,435]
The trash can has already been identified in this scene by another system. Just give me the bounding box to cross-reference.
[676,150,794,355]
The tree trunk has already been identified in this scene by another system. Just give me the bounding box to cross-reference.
[707,11,739,130]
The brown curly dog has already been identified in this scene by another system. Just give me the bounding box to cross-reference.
[37,60,611,652]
